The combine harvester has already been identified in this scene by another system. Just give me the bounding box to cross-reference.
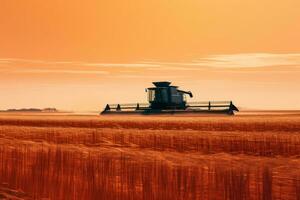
[101,81,239,115]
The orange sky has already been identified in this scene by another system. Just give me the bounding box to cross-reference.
[0,0,300,111]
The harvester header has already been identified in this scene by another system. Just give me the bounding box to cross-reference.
[101,81,239,115]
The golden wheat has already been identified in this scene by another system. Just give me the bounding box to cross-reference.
[0,114,299,199]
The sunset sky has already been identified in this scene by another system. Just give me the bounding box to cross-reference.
[1,0,300,111]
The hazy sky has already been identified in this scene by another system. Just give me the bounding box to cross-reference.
[0,0,300,111]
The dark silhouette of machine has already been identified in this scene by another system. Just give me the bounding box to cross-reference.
[101,81,239,115]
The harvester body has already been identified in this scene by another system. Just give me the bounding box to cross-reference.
[101,81,239,115]
[147,81,190,110]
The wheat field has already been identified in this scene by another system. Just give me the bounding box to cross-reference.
[0,112,300,199]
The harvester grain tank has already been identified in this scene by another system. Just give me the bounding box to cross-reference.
[101,81,239,115]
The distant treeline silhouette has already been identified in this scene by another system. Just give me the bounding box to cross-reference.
[0,108,57,112]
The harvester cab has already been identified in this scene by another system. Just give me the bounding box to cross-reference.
[101,81,239,115]
[147,82,193,110]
